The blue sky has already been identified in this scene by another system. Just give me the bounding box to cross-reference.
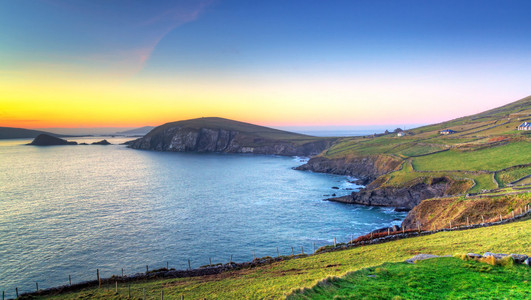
[2,0,531,129]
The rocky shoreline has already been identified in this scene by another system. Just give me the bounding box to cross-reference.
[325,176,455,210]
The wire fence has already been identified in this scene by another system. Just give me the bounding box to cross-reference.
[7,204,531,300]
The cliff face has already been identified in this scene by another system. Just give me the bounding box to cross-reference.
[295,155,402,184]
[129,127,333,156]
[328,177,455,209]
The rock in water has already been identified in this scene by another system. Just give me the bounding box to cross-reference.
[92,140,111,145]
[29,134,77,146]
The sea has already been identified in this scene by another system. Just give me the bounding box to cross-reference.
[0,137,406,298]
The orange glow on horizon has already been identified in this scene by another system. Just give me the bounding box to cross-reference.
[1,66,521,129]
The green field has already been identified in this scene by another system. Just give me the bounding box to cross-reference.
[288,257,530,299]
[411,142,531,172]
[496,166,531,187]
[39,219,531,299]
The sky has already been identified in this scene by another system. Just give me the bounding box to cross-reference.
[1,0,531,130]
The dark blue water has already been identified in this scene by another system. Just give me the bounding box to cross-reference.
[0,138,405,297]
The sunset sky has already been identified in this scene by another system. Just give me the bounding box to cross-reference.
[1,0,531,130]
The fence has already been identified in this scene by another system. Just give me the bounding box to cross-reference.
[8,204,531,300]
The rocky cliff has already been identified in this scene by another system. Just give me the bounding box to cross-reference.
[128,120,334,156]
[295,155,402,184]
[328,176,459,209]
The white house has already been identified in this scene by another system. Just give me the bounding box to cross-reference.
[518,122,531,131]
[439,129,456,135]
[397,132,405,137]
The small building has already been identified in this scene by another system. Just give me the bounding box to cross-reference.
[518,122,531,131]
[439,129,456,135]
[397,132,405,137]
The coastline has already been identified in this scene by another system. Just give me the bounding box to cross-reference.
[18,209,531,299]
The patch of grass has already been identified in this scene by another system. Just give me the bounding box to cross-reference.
[411,141,531,171]
[495,166,531,187]
[287,257,530,300]
[40,219,531,299]
[468,173,498,193]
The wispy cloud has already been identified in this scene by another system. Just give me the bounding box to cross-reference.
[32,0,214,78]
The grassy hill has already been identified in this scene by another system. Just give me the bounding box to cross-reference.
[288,257,530,299]
[0,127,63,139]
[320,96,531,194]
[35,218,530,299]
[145,117,318,143]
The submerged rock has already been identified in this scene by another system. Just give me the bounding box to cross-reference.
[29,134,77,146]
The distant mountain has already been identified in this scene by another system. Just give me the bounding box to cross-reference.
[115,126,155,136]
[0,127,63,139]
[128,117,335,156]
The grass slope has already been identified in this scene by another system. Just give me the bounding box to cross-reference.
[411,141,531,171]
[40,219,531,299]
[288,257,530,299]
[146,117,317,142]
[320,96,531,194]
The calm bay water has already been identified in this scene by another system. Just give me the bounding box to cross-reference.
[0,137,406,297]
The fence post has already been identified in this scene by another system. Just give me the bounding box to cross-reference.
[188,259,191,270]
[499,214,502,222]
[277,247,279,257]
[466,217,469,226]
[230,255,233,263]
[115,281,117,293]
[512,211,515,218]
[36,282,38,291]
[143,288,146,300]
[481,215,485,224]
[449,221,452,229]
[146,265,149,273]
[417,222,420,232]
[313,242,315,254]
[97,269,100,288]
[128,285,131,298]
[161,288,164,300]
[370,232,373,239]
[15,288,18,298]
[209,257,212,266]
[402,227,405,234]
[291,247,294,256]
[334,237,337,247]
[301,246,304,254]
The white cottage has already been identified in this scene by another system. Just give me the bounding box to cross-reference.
[518,122,531,131]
